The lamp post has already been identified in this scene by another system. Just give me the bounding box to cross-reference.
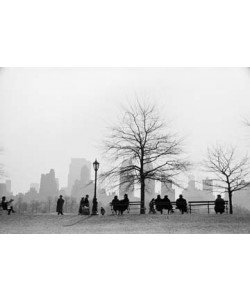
[92,159,100,215]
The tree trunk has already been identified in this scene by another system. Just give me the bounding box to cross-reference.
[140,178,146,214]
[228,191,233,214]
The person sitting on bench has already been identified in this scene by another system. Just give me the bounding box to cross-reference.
[1,196,7,210]
[214,195,225,214]
[176,194,188,214]
[149,198,156,214]
[7,199,15,215]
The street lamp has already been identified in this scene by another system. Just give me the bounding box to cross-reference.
[92,159,100,215]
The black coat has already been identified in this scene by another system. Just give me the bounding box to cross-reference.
[56,198,64,213]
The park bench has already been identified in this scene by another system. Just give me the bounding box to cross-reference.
[188,200,228,214]
[109,201,142,213]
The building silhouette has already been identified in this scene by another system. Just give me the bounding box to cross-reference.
[119,158,134,199]
[0,183,7,198]
[39,169,58,200]
[144,162,155,207]
[182,176,214,202]
[30,183,39,193]
[161,180,175,201]
[67,158,91,195]
[0,180,12,197]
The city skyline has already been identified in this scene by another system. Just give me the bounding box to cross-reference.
[1,68,250,193]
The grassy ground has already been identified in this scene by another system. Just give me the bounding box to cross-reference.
[0,211,250,233]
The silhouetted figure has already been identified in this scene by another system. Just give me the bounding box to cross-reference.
[78,197,85,215]
[92,197,98,215]
[7,199,15,215]
[100,207,106,215]
[111,196,120,215]
[155,195,162,214]
[149,198,156,214]
[176,194,187,214]
[214,195,225,214]
[56,195,65,215]
[84,195,89,207]
[120,194,129,215]
[1,196,7,210]
[155,195,173,214]
[163,195,173,214]
[78,195,90,215]
[111,194,129,215]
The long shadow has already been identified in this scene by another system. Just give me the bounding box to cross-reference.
[63,215,93,227]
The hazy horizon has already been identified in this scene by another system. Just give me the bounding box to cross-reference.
[1,67,250,194]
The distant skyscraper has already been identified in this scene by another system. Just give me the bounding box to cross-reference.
[182,176,214,202]
[161,180,175,202]
[67,158,91,195]
[5,180,11,194]
[39,169,58,200]
[30,183,39,193]
[144,161,155,206]
[80,165,91,185]
[0,183,7,197]
[202,178,213,193]
[119,158,134,198]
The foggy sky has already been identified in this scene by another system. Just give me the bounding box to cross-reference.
[1,68,250,194]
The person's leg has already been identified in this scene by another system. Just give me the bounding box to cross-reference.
[8,209,11,215]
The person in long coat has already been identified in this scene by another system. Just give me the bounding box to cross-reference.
[78,197,85,215]
[56,195,65,215]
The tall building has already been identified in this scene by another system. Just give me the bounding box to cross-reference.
[202,178,213,193]
[144,162,155,207]
[161,180,175,201]
[119,158,134,198]
[5,180,11,194]
[182,176,214,202]
[67,158,91,195]
[0,183,7,198]
[39,169,58,200]
[30,183,39,193]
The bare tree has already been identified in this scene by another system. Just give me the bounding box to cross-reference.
[101,100,190,214]
[204,145,250,214]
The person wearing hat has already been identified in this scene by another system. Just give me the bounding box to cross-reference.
[56,195,65,215]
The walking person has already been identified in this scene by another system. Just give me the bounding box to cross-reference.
[56,195,65,215]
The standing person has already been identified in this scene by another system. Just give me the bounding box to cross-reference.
[56,195,65,215]
[214,195,225,214]
[78,197,85,215]
[7,199,15,215]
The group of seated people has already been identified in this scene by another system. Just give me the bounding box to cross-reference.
[78,195,90,215]
[78,194,106,216]
[149,194,226,214]
[1,196,15,215]
[149,194,188,214]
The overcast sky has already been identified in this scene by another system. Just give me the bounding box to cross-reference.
[1,67,250,194]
